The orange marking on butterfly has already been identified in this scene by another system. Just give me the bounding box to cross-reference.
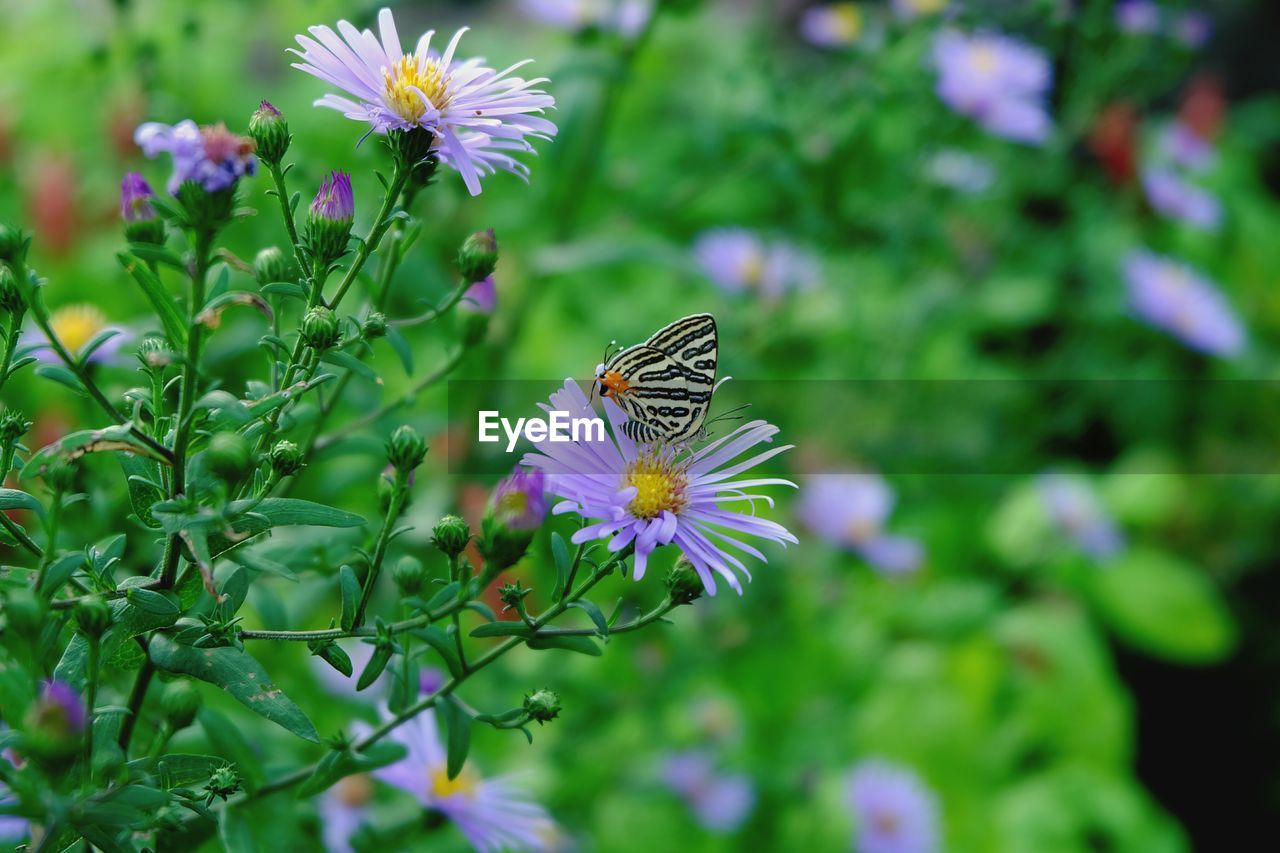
[596,369,632,400]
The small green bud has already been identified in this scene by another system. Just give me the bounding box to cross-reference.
[457,229,499,283]
[160,679,201,730]
[362,311,387,339]
[499,580,532,612]
[665,556,704,606]
[0,222,28,265]
[386,424,427,473]
[305,172,354,269]
[0,264,23,314]
[175,180,237,233]
[136,337,172,371]
[207,432,252,484]
[74,596,112,639]
[43,460,77,495]
[253,245,294,284]
[0,407,31,444]
[523,688,561,725]
[479,514,535,572]
[377,467,397,514]
[269,439,305,478]
[431,515,471,559]
[301,306,341,351]
[391,555,427,596]
[203,765,242,804]
[247,100,290,165]
[2,587,45,635]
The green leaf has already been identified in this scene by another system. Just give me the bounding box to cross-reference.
[320,350,378,382]
[567,599,609,637]
[356,643,393,692]
[219,566,250,616]
[0,487,43,515]
[228,498,365,530]
[198,708,263,791]
[125,241,185,270]
[120,455,165,529]
[118,250,188,347]
[79,328,123,364]
[38,553,83,595]
[310,641,353,678]
[469,621,534,638]
[151,635,320,742]
[1089,549,1238,664]
[22,425,168,481]
[550,532,571,599]
[338,565,360,632]
[425,581,461,612]
[526,635,602,656]
[34,363,87,396]
[410,626,464,678]
[385,326,414,375]
[219,804,257,853]
[439,696,471,780]
[297,741,407,797]
[126,587,180,618]
[128,754,229,789]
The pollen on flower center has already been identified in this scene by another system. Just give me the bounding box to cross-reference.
[50,305,108,353]
[970,46,999,74]
[624,454,688,519]
[384,55,452,123]
[430,765,478,800]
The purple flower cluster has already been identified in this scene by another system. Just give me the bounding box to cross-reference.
[933,30,1053,145]
[847,760,940,853]
[798,475,923,576]
[1037,473,1125,560]
[134,120,257,194]
[661,750,756,833]
[694,229,819,299]
[1123,250,1244,357]
[1116,1,1212,48]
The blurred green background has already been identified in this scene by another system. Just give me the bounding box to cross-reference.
[2,0,1279,850]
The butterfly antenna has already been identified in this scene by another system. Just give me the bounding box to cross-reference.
[707,402,752,426]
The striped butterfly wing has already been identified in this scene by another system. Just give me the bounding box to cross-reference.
[608,314,718,443]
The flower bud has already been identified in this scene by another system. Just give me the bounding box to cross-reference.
[0,263,24,315]
[479,514,536,572]
[24,680,86,763]
[136,336,172,371]
[203,765,242,803]
[43,460,77,495]
[253,245,294,284]
[386,424,427,473]
[269,439,305,478]
[301,305,340,351]
[523,688,561,725]
[247,100,290,166]
[431,515,471,559]
[665,555,704,606]
[121,172,165,245]
[0,221,28,266]
[362,311,387,339]
[377,466,397,514]
[0,407,30,444]
[207,432,252,484]
[391,555,427,596]
[160,679,201,730]
[305,171,354,268]
[74,596,112,639]
[2,587,45,636]
[457,229,499,283]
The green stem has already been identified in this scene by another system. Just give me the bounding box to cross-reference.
[0,307,25,394]
[353,470,409,628]
[117,649,154,752]
[326,168,409,312]
[266,161,312,282]
[82,638,99,792]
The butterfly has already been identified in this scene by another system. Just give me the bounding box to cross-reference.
[594,314,718,444]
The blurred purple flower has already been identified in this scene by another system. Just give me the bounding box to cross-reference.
[798,475,923,575]
[924,149,995,194]
[38,679,87,733]
[518,0,652,38]
[0,749,28,844]
[291,8,556,197]
[1159,122,1216,173]
[799,4,863,49]
[847,760,940,853]
[120,172,158,222]
[32,304,130,366]
[892,0,948,20]
[1141,166,1221,230]
[460,275,497,315]
[1172,11,1212,48]
[1123,250,1244,357]
[1115,0,1161,34]
[135,120,257,194]
[361,709,557,851]
[1037,473,1124,560]
[661,751,756,834]
[521,380,797,596]
[693,229,819,299]
[490,466,548,531]
[932,30,1053,144]
[320,774,375,853]
[311,171,355,222]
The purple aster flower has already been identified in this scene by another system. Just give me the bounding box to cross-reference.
[1172,11,1212,48]
[799,4,864,49]
[320,774,375,853]
[661,751,756,834]
[490,466,548,531]
[847,760,940,853]
[797,475,923,575]
[522,380,796,595]
[693,229,819,299]
[1141,166,1222,230]
[120,172,158,222]
[1037,473,1124,560]
[1159,121,1216,173]
[38,679,87,733]
[1123,250,1244,357]
[32,304,130,366]
[1115,0,1161,34]
[459,275,497,315]
[134,119,257,194]
[311,171,355,223]
[892,0,948,20]
[361,709,557,851]
[519,0,652,38]
[932,30,1053,145]
[291,8,556,197]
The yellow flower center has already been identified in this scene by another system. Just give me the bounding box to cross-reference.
[429,765,479,800]
[335,774,374,807]
[829,4,863,42]
[739,251,765,287]
[906,0,947,14]
[844,518,879,545]
[970,46,999,75]
[50,304,108,353]
[384,55,452,123]
[624,454,688,520]
[497,490,529,518]
[872,810,901,834]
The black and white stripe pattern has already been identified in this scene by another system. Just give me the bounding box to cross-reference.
[602,314,718,443]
